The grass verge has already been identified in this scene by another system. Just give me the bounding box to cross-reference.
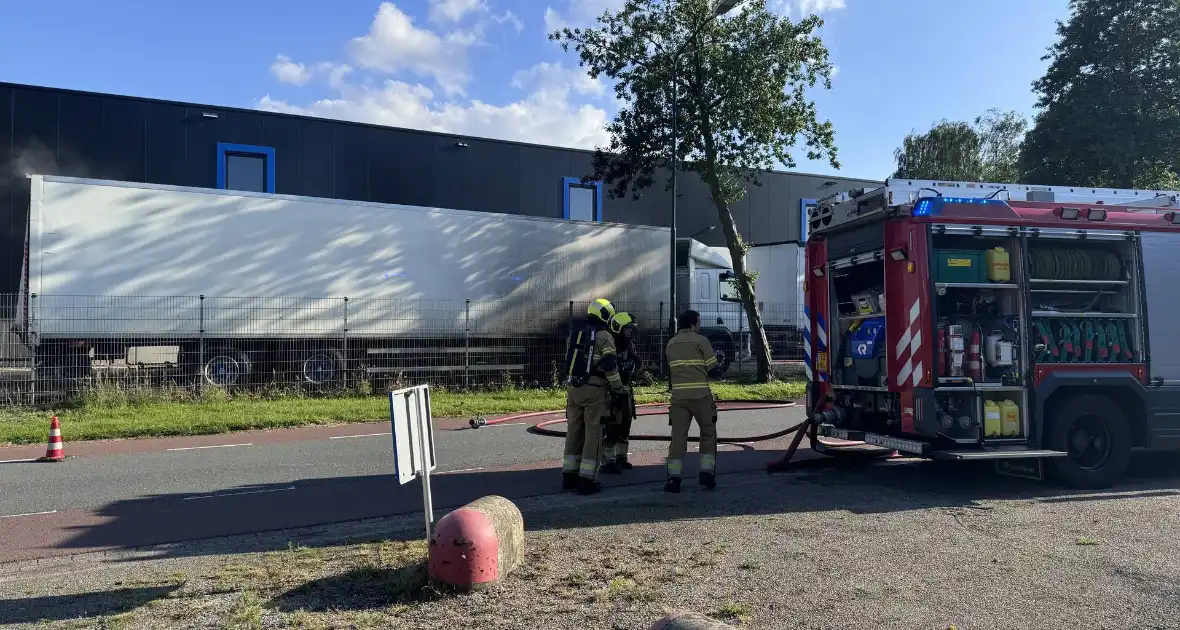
[0,379,804,445]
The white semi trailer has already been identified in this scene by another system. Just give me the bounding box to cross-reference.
[13,175,671,389]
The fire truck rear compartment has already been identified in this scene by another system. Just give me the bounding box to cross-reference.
[826,256,896,434]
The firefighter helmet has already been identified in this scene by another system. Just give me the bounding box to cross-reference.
[587,298,615,324]
[609,312,635,335]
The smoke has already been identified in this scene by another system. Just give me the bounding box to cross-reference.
[4,138,93,190]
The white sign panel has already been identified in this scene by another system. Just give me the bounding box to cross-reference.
[389,385,437,485]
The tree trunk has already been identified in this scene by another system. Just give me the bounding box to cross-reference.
[694,162,774,382]
[689,73,774,382]
[712,206,775,383]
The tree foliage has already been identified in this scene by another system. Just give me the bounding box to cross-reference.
[551,0,839,382]
[1019,0,1180,189]
[892,109,1027,182]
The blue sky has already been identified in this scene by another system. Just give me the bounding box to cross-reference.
[0,0,1068,180]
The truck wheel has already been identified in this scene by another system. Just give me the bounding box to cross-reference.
[201,347,253,388]
[1048,393,1132,489]
[301,349,345,386]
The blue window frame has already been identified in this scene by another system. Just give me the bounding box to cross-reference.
[563,176,604,222]
[800,198,817,243]
[216,143,276,193]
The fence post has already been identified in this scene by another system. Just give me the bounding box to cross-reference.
[658,301,665,378]
[342,297,349,391]
[198,295,205,398]
[29,293,38,406]
[738,303,744,375]
[464,299,471,390]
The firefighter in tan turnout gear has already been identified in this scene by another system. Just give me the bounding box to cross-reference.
[664,309,725,493]
[600,311,642,475]
[562,298,628,495]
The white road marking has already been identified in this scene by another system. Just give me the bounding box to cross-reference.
[329,432,391,440]
[167,443,253,452]
[0,510,58,519]
[438,467,485,475]
[485,422,526,427]
[0,458,40,464]
[183,486,297,501]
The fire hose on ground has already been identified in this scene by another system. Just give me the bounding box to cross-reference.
[467,399,884,470]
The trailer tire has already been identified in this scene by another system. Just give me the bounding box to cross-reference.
[1047,393,1131,489]
[301,349,346,386]
[201,347,253,389]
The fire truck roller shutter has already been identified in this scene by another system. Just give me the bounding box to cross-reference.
[1141,232,1180,382]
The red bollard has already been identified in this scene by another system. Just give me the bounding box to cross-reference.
[428,495,524,592]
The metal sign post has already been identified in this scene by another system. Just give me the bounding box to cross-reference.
[389,384,438,540]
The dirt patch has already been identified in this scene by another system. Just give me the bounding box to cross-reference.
[3,458,1180,629]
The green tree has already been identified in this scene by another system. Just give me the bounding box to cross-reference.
[1019,0,1180,189]
[892,109,1027,182]
[551,0,839,383]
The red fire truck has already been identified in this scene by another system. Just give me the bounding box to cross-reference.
[799,178,1180,488]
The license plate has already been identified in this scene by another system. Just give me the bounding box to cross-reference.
[996,459,1044,481]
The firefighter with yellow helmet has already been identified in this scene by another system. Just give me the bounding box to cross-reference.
[664,309,725,493]
[561,298,627,495]
[601,311,642,475]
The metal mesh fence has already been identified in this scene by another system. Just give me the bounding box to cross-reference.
[0,294,804,407]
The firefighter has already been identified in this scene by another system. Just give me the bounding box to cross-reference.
[562,298,628,495]
[601,311,642,475]
[664,309,724,493]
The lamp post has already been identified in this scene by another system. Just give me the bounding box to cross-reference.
[668,0,741,336]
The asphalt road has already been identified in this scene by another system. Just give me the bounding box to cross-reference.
[0,406,810,562]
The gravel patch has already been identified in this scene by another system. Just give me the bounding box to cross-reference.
[2,457,1179,629]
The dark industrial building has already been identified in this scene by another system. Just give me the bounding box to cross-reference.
[0,80,879,306]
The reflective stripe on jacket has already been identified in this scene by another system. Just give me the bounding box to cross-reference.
[594,331,625,391]
[666,330,717,400]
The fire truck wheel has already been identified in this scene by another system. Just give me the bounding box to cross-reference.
[1047,393,1131,489]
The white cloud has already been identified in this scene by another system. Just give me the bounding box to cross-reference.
[511,62,605,98]
[257,64,611,150]
[270,56,353,88]
[543,0,625,34]
[769,0,846,17]
[270,55,313,85]
[348,2,472,95]
[429,0,486,23]
[318,62,354,89]
[259,4,610,151]
[491,10,525,35]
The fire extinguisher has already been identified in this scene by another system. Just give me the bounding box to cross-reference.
[968,326,983,381]
[938,324,947,379]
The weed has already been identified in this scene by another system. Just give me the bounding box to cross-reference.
[566,570,588,587]
[606,577,659,603]
[212,563,269,590]
[95,613,135,630]
[716,602,752,624]
[1076,537,1102,546]
[284,610,327,629]
[226,591,264,630]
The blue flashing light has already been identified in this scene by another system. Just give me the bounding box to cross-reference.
[911,196,1009,216]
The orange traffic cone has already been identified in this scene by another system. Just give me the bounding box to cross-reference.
[37,416,64,462]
